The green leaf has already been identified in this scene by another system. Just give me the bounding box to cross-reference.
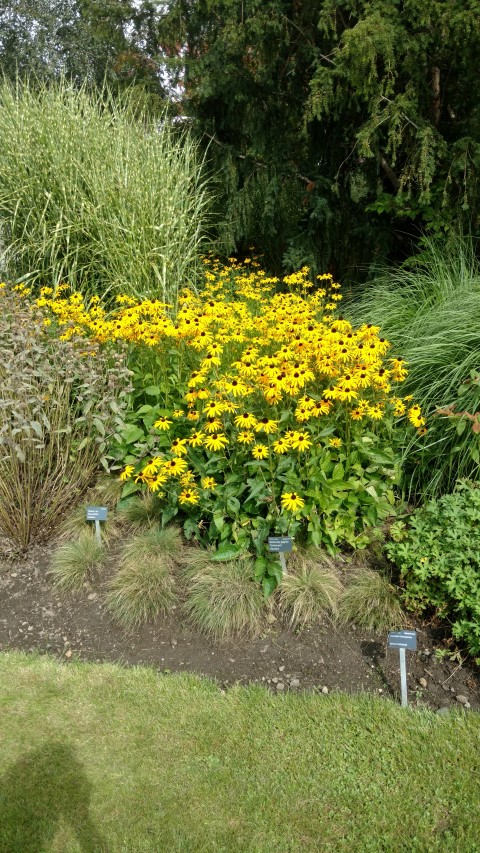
[211,543,245,561]
[122,425,145,444]
[144,386,161,396]
[262,576,277,598]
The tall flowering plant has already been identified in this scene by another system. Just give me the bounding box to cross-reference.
[36,260,425,593]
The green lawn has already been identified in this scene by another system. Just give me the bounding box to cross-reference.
[0,653,479,853]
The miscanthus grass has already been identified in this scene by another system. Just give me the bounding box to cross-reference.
[0,78,211,307]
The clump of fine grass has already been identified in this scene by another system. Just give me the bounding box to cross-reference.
[184,555,264,640]
[278,551,343,630]
[106,526,182,627]
[117,494,164,530]
[348,235,480,497]
[50,530,104,593]
[338,567,406,633]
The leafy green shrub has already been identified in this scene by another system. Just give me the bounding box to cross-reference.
[386,480,480,658]
[50,531,104,593]
[348,237,480,497]
[278,552,343,629]
[0,79,210,305]
[0,285,131,549]
[337,567,406,633]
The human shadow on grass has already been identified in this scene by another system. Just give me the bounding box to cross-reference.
[0,739,107,853]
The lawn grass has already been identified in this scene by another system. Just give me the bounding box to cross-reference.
[0,652,479,853]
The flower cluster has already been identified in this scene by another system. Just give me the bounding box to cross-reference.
[32,258,424,557]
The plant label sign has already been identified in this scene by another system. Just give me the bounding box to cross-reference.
[388,630,417,707]
[268,536,292,575]
[86,506,107,544]
[267,536,293,553]
[388,630,417,651]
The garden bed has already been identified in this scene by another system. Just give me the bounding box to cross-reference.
[1,543,478,712]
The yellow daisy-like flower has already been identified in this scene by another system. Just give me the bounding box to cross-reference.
[281,492,305,512]
[237,430,255,444]
[203,400,226,417]
[234,412,257,429]
[204,417,223,433]
[142,457,164,477]
[149,473,168,492]
[328,437,342,448]
[173,409,184,419]
[179,489,200,506]
[187,410,200,421]
[163,457,188,476]
[201,476,217,490]
[204,433,229,452]
[273,437,290,455]
[153,416,172,431]
[254,417,278,434]
[290,432,312,452]
[188,431,205,447]
[180,470,196,486]
[170,438,188,456]
[119,464,135,481]
[251,444,269,459]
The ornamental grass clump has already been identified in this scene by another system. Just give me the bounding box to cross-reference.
[106,527,182,627]
[0,284,131,550]
[337,567,406,633]
[0,79,210,306]
[184,555,264,640]
[33,258,423,592]
[50,530,104,593]
[278,552,343,630]
[349,236,480,497]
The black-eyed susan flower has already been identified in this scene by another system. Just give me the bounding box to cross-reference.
[204,433,229,452]
[237,430,255,444]
[201,477,217,490]
[188,431,205,447]
[234,412,257,430]
[251,444,268,459]
[290,432,312,452]
[119,464,135,481]
[204,400,225,417]
[204,417,223,433]
[154,415,172,431]
[163,458,188,476]
[281,492,305,512]
[170,438,188,456]
[254,417,278,434]
[179,489,200,505]
[142,457,163,477]
[273,436,290,454]
[328,437,342,448]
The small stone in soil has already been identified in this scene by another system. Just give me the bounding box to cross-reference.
[272,677,278,684]
[419,677,427,688]
[276,682,285,691]
[260,645,269,654]
[456,695,469,705]
[322,686,329,695]
[278,665,285,672]
[290,678,300,688]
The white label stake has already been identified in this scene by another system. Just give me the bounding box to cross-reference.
[399,647,408,707]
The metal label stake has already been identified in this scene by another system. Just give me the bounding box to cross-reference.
[267,536,293,575]
[388,630,417,707]
[86,506,108,545]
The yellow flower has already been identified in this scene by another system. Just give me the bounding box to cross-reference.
[180,470,196,486]
[273,437,290,454]
[119,464,135,481]
[170,438,188,456]
[204,433,229,452]
[204,417,223,433]
[149,473,168,492]
[188,431,205,447]
[173,409,184,419]
[142,457,163,477]
[251,444,268,459]
[281,492,305,512]
[201,477,217,490]
[203,400,226,417]
[163,458,188,476]
[328,437,342,448]
[290,432,312,452]
[234,412,257,429]
[179,489,200,505]
[254,417,278,434]
[154,416,172,431]
[237,430,255,444]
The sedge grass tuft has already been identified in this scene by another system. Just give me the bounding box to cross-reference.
[50,530,104,593]
[338,566,406,633]
[278,552,343,630]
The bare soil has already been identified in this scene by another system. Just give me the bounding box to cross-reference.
[0,543,478,712]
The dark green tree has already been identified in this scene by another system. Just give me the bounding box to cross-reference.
[148,0,480,278]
